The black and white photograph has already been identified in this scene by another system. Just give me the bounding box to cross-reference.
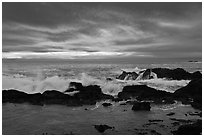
[2,2,202,135]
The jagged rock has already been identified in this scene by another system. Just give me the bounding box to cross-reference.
[132,102,151,111]
[137,69,156,80]
[94,124,114,133]
[116,71,138,80]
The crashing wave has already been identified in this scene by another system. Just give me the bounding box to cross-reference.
[2,70,190,95]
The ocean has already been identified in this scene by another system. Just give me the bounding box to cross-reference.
[2,59,202,95]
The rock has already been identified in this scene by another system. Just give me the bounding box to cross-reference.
[191,71,202,79]
[106,77,113,81]
[116,71,138,80]
[118,85,173,103]
[94,124,114,133]
[152,68,201,80]
[2,89,29,103]
[112,98,123,102]
[166,112,175,116]
[149,119,163,122]
[137,69,157,80]
[74,85,113,103]
[2,83,114,106]
[102,103,112,107]
[174,78,202,110]
[65,82,83,92]
[42,90,72,105]
[132,102,151,111]
[172,120,202,135]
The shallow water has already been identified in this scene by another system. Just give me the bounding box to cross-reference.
[2,102,201,135]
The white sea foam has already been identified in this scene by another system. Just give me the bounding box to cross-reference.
[2,71,190,95]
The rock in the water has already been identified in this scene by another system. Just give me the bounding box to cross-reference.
[174,78,202,110]
[94,124,114,133]
[166,112,175,116]
[137,69,157,80]
[118,85,173,103]
[132,102,151,111]
[172,120,202,135]
[102,102,112,107]
[116,71,138,80]
[152,68,201,80]
[2,82,114,106]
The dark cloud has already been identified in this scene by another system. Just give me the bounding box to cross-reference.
[2,2,202,61]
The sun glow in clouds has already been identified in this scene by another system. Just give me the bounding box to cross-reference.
[2,51,137,59]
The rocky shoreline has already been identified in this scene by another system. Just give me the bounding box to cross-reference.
[2,68,202,135]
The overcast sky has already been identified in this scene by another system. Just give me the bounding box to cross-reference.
[2,2,202,62]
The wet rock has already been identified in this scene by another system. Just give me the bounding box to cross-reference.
[94,124,114,133]
[187,111,202,117]
[137,69,157,80]
[106,77,113,81]
[2,83,114,106]
[149,119,163,122]
[118,85,173,103]
[174,78,202,110]
[152,68,201,80]
[132,102,151,111]
[102,102,112,107]
[112,98,123,102]
[166,112,175,116]
[172,120,202,135]
[116,71,138,80]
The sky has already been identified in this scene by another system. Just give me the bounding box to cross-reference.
[2,2,202,63]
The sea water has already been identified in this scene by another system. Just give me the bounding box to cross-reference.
[2,59,202,95]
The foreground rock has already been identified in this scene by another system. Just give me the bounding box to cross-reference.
[172,120,202,135]
[94,124,114,133]
[118,85,174,104]
[132,102,151,111]
[3,82,114,106]
[174,78,202,110]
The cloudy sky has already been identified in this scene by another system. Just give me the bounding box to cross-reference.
[2,2,202,62]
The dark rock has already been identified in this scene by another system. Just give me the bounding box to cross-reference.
[191,71,202,79]
[118,85,173,103]
[188,112,202,117]
[2,89,29,103]
[149,119,163,122]
[132,102,151,111]
[116,71,138,80]
[174,78,202,110]
[2,83,114,106]
[106,77,113,81]
[102,102,112,107]
[94,124,114,133]
[166,112,175,116]
[112,98,123,102]
[139,69,154,80]
[172,120,202,135]
[64,82,83,92]
[170,118,192,123]
[152,68,201,80]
